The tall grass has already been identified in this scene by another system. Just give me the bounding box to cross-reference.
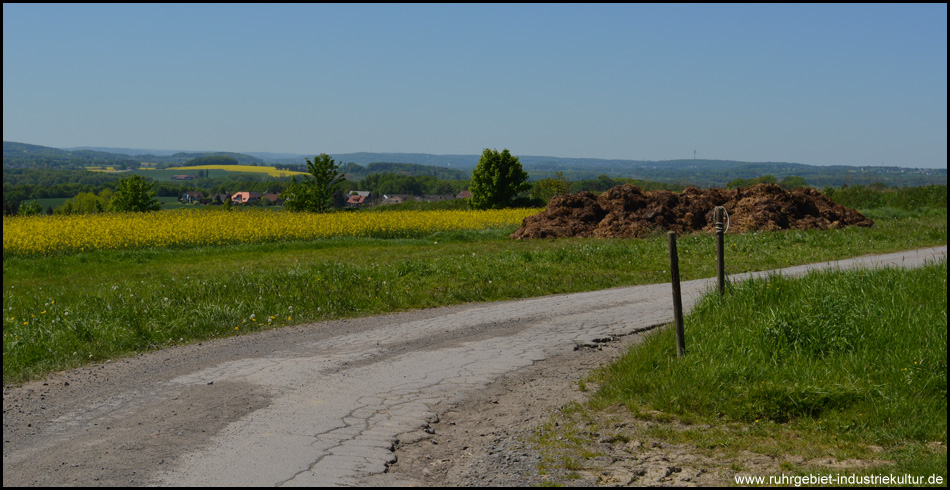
[823,184,947,212]
[590,260,948,446]
[3,211,946,385]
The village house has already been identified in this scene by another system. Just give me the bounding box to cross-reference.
[180,190,204,204]
[345,191,372,208]
[230,191,262,204]
[208,193,230,204]
[380,194,411,206]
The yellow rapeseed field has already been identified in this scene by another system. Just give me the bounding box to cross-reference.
[3,208,540,256]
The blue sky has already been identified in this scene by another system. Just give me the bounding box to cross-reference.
[3,4,947,168]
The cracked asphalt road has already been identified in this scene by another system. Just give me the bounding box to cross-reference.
[3,246,944,486]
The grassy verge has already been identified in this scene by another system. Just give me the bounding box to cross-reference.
[3,212,946,385]
[534,259,947,485]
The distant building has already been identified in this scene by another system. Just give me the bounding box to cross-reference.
[380,194,411,205]
[209,193,230,204]
[345,191,372,207]
[231,191,262,204]
[181,191,204,204]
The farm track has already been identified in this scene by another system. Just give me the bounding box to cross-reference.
[2,246,946,486]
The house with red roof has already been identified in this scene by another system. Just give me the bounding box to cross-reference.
[231,191,262,204]
[345,191,372,208]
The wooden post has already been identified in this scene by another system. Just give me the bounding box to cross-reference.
[667,231,686,358]
[715,206,725,296]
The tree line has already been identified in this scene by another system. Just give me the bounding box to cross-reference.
[7,148,946,216]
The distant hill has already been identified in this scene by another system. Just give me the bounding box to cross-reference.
[339,161,469,181]
[319,152,946,187]
[4,142,945,187]
[3,142,141,169]
[143,152,263,166]
[3,142,264,169]
[68,146,185,157]
[72,146,263,165]
[330,153,945,187]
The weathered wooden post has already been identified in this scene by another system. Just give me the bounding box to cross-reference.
[667,231,686,358]
[715,206,726,297]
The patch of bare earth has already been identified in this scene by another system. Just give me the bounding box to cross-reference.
[380,333,889,487]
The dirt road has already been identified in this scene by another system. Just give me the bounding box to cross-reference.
[3,246,944,486]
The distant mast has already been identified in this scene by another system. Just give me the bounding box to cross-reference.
[693,150,696,160]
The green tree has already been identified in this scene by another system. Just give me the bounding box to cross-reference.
[531,171,571,203]
[59,190,112,214]
[779,175,808,190]
[469,148,530,210]
[283,153,345,212]
[17,200,43,216]
[109,175,161,212]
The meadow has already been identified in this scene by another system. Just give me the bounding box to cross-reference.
[536,259,946,483]
[79,164,308,181]
[33,196,186,214]
[3,195,947,483]
[2,203,946,385]
[142,164,309,179]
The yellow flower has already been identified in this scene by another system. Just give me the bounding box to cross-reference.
[3,208,540,255]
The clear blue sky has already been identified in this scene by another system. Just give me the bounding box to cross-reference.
[3,4,947,168]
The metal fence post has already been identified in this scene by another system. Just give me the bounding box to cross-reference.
[668,231,686,358]
[715,206,725,296]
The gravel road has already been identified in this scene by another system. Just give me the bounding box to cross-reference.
[3,246,945,487]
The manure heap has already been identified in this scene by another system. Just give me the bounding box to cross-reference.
[511,183,874,239]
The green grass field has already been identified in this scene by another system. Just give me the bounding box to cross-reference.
[3,198,946,484]
[530,259,946,484]
[132,166,301,181]
[3,209,945,385]
[32,196,187,213]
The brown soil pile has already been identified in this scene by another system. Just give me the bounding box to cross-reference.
[511,183,874,239]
